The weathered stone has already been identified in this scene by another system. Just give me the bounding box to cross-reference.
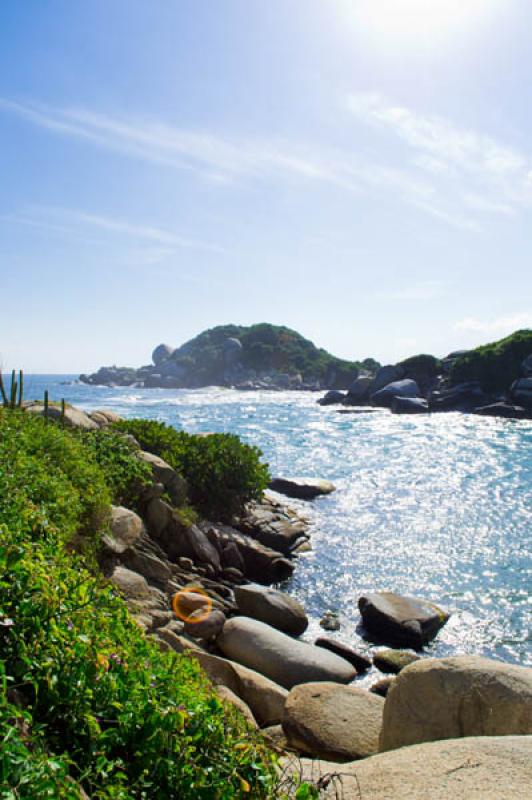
[220,541,245,571]
[123,550,171,585]
[138,450,187,505]
[371,379,421,408]
[216,685,257,727]
[101,506,144,554]
[110,566,151,598]
[183,608,226,640]
[194,651,288,726]
[317,390,346,406]
[234,583,308,636]
[372,364,405,392]
[373,649,420,674]
[370,677,396,697]
[152,343,174,365]
[473,402,531,420]
[217,617,357,689]
[320,611,340,631]
[26,403,99,430]
[145,498,173,538]
[282,682,384,761]
[380,656,532,751]
[269,477,336,500]
[286,736,532,800]
[391,396,429,414]
[314,638,372,673]
[261,724,289,749]
[358,592,449,648]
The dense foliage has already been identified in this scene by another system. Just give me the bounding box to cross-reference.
[398,354,441,377]
[114,418,270,522]
[0,410,279,798]
[449,329,532,392]
[168,323,374,388]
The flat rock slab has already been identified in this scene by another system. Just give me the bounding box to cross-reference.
[217,617,356,689]
[373,649,420,674]
[282,682,384,762]
[268,477,336,500]
[358,591,449,648]
[234,583,308,636]
[284,736,532,800]
[380,655,532,751]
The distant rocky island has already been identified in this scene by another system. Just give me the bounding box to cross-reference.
[80,325,532,418]
[80,323,380,391]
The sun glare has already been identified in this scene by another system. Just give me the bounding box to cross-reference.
[344,0,501,44]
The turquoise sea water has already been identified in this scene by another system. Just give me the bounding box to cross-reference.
[20,375,532,668]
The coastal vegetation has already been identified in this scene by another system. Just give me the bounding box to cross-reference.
[0,409,281,799]
[449,329,532,391]
[113,418,271,522]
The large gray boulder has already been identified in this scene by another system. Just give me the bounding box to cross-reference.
[26,403,99,430]
[152,343,174,365]
[193,651,288,726]
[217,617,357,689]
[138,450,188,506]
[286,736,532,800]
[282,682,384,761]
[317,390,346,406]
[234,583,308,636]
[268,477,336,500]
[358,592,449,648]
[391,396,429,414]
[346,375,373,402]
[371,379,421,408]
[372,364,405,392]
[511,377,532,408]
[521,353,532,376]
[102,506,144,554]
[380,656,532,751]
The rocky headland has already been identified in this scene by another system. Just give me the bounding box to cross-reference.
[80,322,379,391]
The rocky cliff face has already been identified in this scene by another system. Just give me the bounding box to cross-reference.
[80,323,377,390]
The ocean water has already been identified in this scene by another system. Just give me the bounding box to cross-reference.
[20,375,532,670]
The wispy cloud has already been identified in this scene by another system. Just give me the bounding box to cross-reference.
[0,206,224,253]
[454,313,532,333]
[2,95,532,231]
[347,92,532,222]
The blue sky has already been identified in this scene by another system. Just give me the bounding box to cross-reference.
[1,0,531,372]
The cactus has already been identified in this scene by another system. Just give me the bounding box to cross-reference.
[17,370,24,407]
[0,371,7,407]
[44,390,49,421]
[10,371,17,408]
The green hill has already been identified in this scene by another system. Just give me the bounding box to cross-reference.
[169,323,376,389]
[449,329,532,392]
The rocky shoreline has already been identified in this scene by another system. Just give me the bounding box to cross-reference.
[318,350,532,419]
[27,402,532,797]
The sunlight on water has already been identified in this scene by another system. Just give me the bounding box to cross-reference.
[26,378,532,667]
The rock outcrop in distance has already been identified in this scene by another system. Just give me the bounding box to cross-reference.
[80,322,380,391]
[319,328,532,419]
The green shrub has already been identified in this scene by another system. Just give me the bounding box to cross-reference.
[449,329,532,392]
[79,428,153,511]
[0,409,279,798]
[399,354,441,377]
[113,419,270,522]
